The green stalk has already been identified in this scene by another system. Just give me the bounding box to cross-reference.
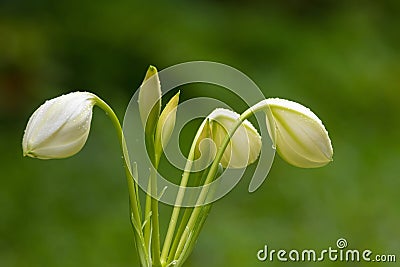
[143,174,152,258]
[160,150,194,264]
[160,120,209,265]
[151,157,162,267]
[167,169,209,263]
[173,107,256,261]
[142,118,162,267]
[177,203,212,265]
[167,207,192,262]
[94,98,149,265]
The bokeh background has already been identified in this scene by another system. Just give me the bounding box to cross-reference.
[1,1,399,266]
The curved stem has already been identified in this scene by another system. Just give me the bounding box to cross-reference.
[173,107,256,261]
[94,98,149,265]
[95,98,141,222]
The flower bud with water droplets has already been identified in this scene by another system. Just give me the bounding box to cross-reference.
[263,98,333,168]
[22,92,97,159]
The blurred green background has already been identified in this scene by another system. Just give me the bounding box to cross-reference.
[1,1,399,266]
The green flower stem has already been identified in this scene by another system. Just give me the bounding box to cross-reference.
[177,203,212,265]
[142,128,163,266]
[166,169,208,263]
[173,107,257,261]
[151,157,162,267]
[160,152,194,264]
[143,136,154,258]
[94,98,148,264]
[167,206,192,262]
[143,175,152,255]
[161,120,209,265]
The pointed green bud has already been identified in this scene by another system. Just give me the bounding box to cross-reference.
[155,91,180,156]
[263,98,333,168]
[138,65,162,137]
[22,92,97,159]
[208,108,261,169]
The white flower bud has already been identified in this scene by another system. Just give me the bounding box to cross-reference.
[138,65,161,136]
[208,108,261,169]
[22,92,97,159]
[263,98,333,168]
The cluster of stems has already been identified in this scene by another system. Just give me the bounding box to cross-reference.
[97,97,255,267]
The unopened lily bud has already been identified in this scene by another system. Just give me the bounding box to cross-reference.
[208,108,261,169]
[138,65,161,136]
[22,92,97,159]
[263,98,333,168]
[155,91,180,156]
